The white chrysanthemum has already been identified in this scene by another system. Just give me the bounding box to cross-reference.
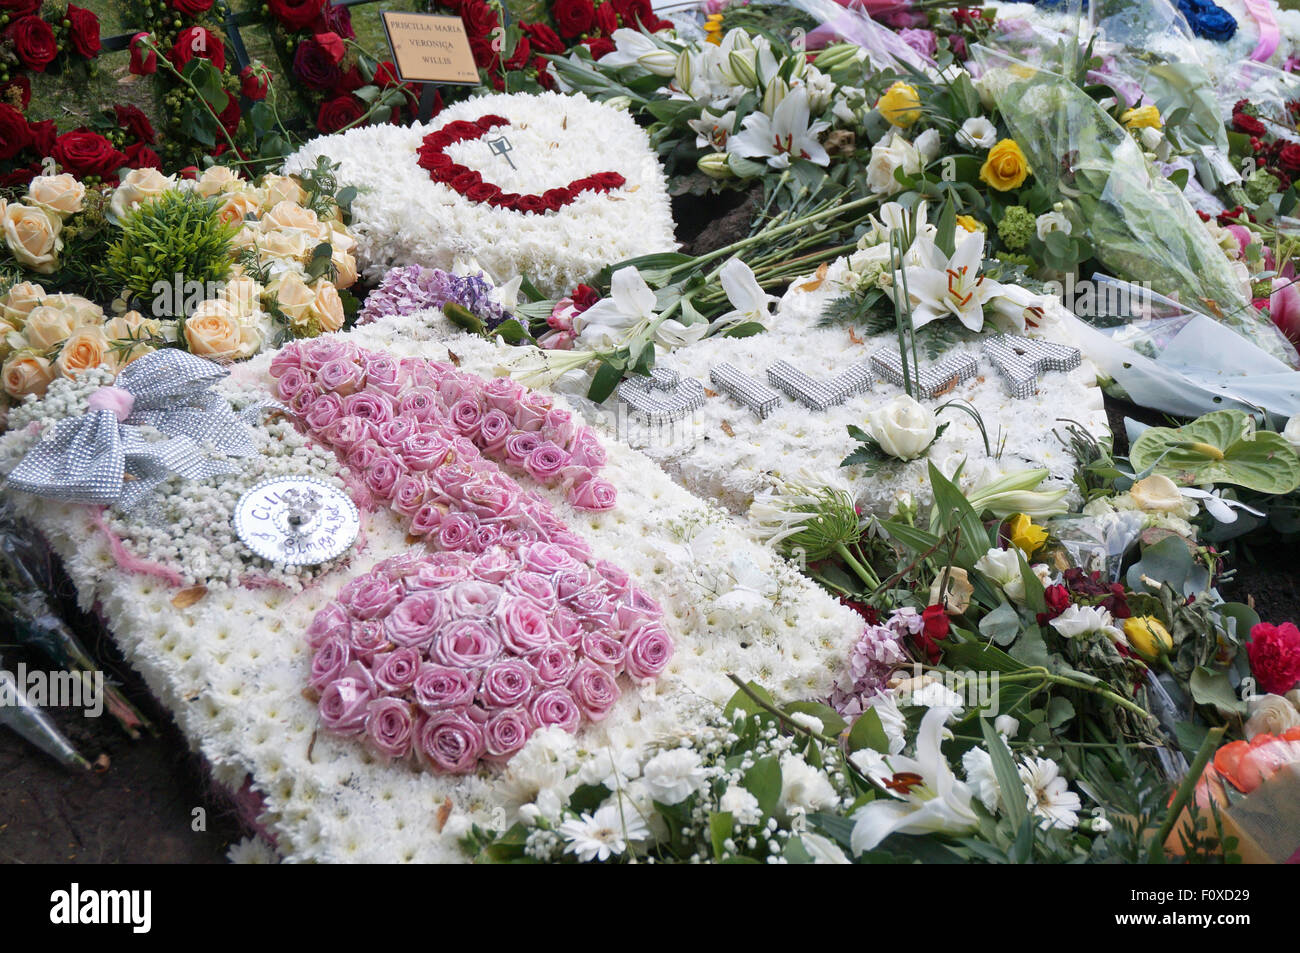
[226,836,279,864]
[718,785,764,825]
[642,748,708,805]
[1019,757,1081,830]
[558,803,649,862]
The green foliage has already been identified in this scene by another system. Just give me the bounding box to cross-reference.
[1130,409,1300,494]
[102,191,237,318]
[996,205,1035,252]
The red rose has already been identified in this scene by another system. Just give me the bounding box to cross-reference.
[612,0,658,29]
[316,95,364,134]
[583,36,616,59]
[532,55,556,90]
[541,187,573,211]
[1248,621,1300,695]
[516,194,548,214]
[522,22,565,54]
[464,182,501,203]
[374,61,402,86]
[1,75,32,110]
[179,166,200,180]
[460,0,499,39]
[592,171,626,189]
[0,0,41,15]
[594,2,617,35]
[218,91,241,135]
[26,118,56,156]
[505,35,531,72]
[293,36,343,91]
[1232,112,1266,136]
[0,103,30,160]
[314,2,355,39]
[314,31,345,65]
[332,65,366,94]
[114,104,156,144]
[0,163,41,188]
[1035,583,1071,625]
[469,36,498,70]
[6,16,58,72]
[1279,144,1300,174]
[489,191,521,208]
[450,169,483,192]
[170,0,214,14]
[571,284,600,312]
[129,33,157,75]
[553,0,596,38]
[170,26,226,72]
[123,142,162,169]
[268,0,325,31]
[240,64,270,101]
[916,604,950,664]
[66,5,101,58]
[52,130,127,179]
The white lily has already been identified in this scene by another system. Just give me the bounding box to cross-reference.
[1177,487,1265,525]
[600,28,676,76]
[687,109,737,151]
[987,283,1047,334]
[727,87,830,170]
[713,257,778,332]
[572,266,658,349]
[849,706,978,854]
[494,346,599,388]
[903,229,1002,332]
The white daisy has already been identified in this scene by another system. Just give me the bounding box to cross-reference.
[1019,757,1081,830]
[558,803,649,862]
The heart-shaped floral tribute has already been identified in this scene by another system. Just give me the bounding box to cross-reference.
[276,338,672,773]
[416,114,627,214]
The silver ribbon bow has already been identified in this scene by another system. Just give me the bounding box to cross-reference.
[7,349,270,511]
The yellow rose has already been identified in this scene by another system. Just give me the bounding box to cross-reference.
[1007,513,1048,556]
[21,305,78,350]
[269,272,315,328]
[184,300,244,360]
[1,281,48,325]
[109,168,175,219]
[194,165,244,198]
[261,174,307,208]
[312,279,345,333]
[2,202,63,273]
[979,139,1030,191]
[877,81,922,128]
[1122,105,1162,130]
[54,325,111,378]
[102,310,160,367]
[215,191,261,228]
[26,174,86,218]
[2,353,54,399]
[956,214,982,233]
[1123,616,1173,662]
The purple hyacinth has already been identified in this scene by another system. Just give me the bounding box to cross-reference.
[358,265,514,331]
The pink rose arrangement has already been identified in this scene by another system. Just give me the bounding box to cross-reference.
[306,549,674,773]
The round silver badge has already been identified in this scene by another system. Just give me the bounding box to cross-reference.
[233,476,359,565]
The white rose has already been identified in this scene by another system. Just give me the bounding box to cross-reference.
[956,116,998,150]
[1035,210,1072,241]
[1244,693,1300,739]
[994,714,1020,737]
[867,394,937,461]
[801,832,851,864]
[2,202,62,273]
[866,131,921,196]
[974,546,1027,602]
[109,168,175,219]
[914,128,941,165]
[26,174,86,218]
[1049,604,1124,643]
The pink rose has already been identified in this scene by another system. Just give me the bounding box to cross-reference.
[319,663,376,735]
[398,387,440,422]
[541,408,576,447]
[478,658,535,709]
[525,442,570,483]
[475,523,504,550]
[478,409,512,453]
[529,688,581,732]
[483,707,534,760]
[364,452,407,500]
[412,663,479,712]
[570,589,616,629]
[402,432,453,471]
[495,595,556,655]
[416,710,485,773]
[448,580,501,617]
[304,393,344,431]
[438,513,478,551]
[366,697,414,760]
[407,555,471,588]
[569,429,606,469]
[567,662,620,722]
[374,646,422,692]
[347,441,382,473]
[570,477,617,510]
[309,636,352,691]
[506,571,559,610]
[376,416,417,447]
[306,600,351,647]
[410,503,445,537]
[434,463,476,496]
[594,559,630,598]
[532,644,578,687]
[269,348,302,379]
[624,622,673,679]
[481,375,525,412]
[503,431,541,465]
[470,549,516,584]
[520,541,578,576]
[1271,276,1300,344]
[431,619,501,668]
[580,630,626,672]
[339,575,402,620]
[513,392,552,432]
[318,358,366,395]
[322,416,372,452]
[365,355,405,395]
[384,591,449,648]
[348,619,391,663]
[461,479,519,519]
[449,396,485,438]
[342,391,395,425]
[392,473,432,517]
[552,532,593,563]
[437,373,479,407]
[552,569,593,601]
[553,609,584,648]
[275,366,312,403]
[300,338,355,372]
[401,357,449,388]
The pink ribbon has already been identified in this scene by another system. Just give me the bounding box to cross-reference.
[1243,0,1281,62]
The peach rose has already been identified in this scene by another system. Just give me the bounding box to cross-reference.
[0,281,48,325]
[312,279,345,333]
[54,325,111,378]
[332,249,358,288]
[261,174,306,207]
[262,200,321,233]
[184,300,243,360]
[109,168,175,219]
[222,275,264,316]
[195,165,244,198]
[259,228,311,263]
[269,272,314,329]
[102,310,161,367]
[3,353,55,399]
[21,305,78,350]
[26,174,86,218]
[215,191,261,228]
[2,201,62,274]
[41,293,102,324]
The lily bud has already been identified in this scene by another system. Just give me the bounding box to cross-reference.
[698,153,734,180]
[727,48,758,88]
[674,50,693,95]
[637,48,677,77]
[762,76,789,117]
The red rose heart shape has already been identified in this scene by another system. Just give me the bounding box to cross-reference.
[416,114,626,214]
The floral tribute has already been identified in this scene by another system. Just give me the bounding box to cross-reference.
[417,115,626,214]
[274,336,672,772]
